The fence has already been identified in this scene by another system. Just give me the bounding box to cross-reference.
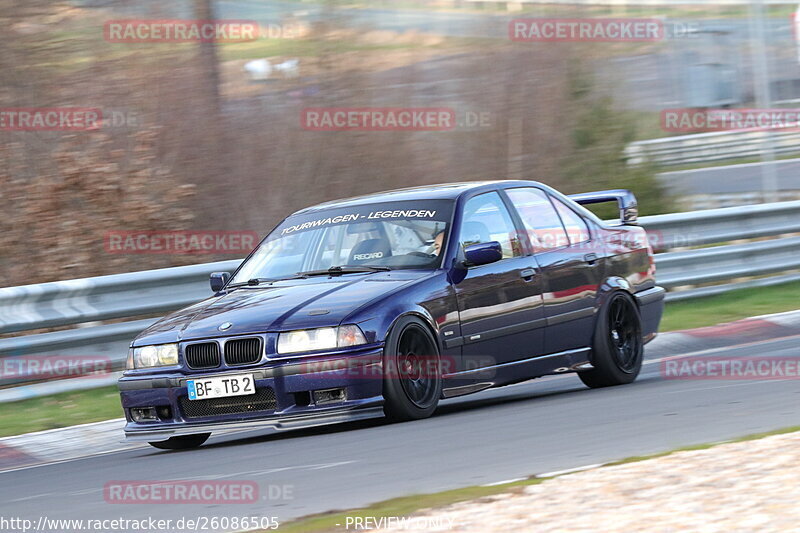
[626,130,800,167]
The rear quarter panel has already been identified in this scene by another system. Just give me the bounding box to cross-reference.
[598,223,662,340]
[601,224,656,293]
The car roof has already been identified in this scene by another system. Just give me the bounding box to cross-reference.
[294,180,548,214]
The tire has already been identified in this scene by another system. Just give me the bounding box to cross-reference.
[579,291,643,389]
[148,433,210,450]
[382,316,442,421]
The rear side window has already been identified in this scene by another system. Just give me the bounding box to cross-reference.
[460,192,522,259]
[505,188,568,251]
[552,198,591,245]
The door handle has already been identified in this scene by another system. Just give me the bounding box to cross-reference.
[584,253,598,265]
[520,268,536,281]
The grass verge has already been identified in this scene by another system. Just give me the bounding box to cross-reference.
[0,385,122,438]
[659,279,800,332]
[218,39,432,61]
[272,425,800,533]
[273,479,545,533]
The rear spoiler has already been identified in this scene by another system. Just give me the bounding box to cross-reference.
[568,189,638,225]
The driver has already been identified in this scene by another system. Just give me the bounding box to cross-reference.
[432,230,445,256]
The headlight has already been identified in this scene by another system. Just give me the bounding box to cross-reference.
[127,343,179,369]
[277,325,367,355]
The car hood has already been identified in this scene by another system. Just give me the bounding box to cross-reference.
[133,271,428,345]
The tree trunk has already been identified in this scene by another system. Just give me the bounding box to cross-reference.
[193,0,221,116]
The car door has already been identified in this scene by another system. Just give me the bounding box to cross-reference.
[504,187,605,354]
[452,191,545,368]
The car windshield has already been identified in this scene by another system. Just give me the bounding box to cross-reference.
[231,199,453,283]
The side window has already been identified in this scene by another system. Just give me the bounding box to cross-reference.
[460,192,522,259]
[505,188,569,252]
[552,198,591,245]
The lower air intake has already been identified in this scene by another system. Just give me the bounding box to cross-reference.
[179,388,277,419]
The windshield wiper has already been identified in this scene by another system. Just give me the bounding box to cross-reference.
[226,276,307,289]
[225,278,271,289]
[227,266,389,287]
[297,265,391,277]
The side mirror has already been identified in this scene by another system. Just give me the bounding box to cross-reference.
[210,272,231,292]
[464,241,502,267]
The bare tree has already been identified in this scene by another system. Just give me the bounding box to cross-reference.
[193,0,222,116]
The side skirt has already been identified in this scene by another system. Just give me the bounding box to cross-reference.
[441,348,592,398]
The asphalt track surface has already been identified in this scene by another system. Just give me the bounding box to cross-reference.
[659,158,800,196]
[2,334,799,531]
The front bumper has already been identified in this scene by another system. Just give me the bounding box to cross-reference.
[123,404,386,442]
[119,346,385,442]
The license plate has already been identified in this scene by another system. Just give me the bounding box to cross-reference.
[187,374,256,400]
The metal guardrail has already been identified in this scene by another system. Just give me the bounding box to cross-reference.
[626,129,800,167]
[642,201,800,300]
[641,200,800,251]
[2,200,800,399]
[0,259,240,334]
[656,236,800,288]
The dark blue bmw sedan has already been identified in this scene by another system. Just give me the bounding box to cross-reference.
[119,180,664,449]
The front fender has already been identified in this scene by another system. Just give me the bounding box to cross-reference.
[351,308,441,352]
[342,271,457,353]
